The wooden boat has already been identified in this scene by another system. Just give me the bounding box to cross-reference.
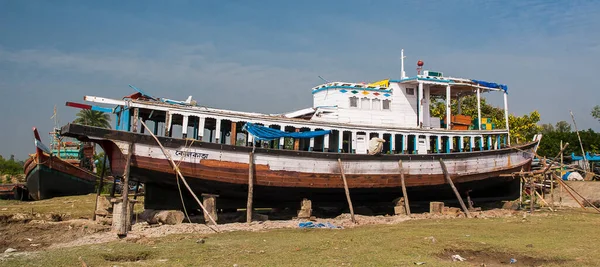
[0,184,28,200]
[61,51,539,209]
[23,127,98,200]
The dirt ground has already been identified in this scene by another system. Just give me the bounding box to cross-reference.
[0,217,108,252]
[0,207,520,254]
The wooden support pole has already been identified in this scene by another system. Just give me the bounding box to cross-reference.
[534,190,554,212]
[553,174,586,209]
[398,160,411,215]
[439,159,471,218]
[92,154,108,221]
[570,110,588,172]
[140,121,220,230]
[110,177,118,198]
[531,143,569,175]
[554,173,600,213]
[247,151,254,223]
[529,176,535,213]
[338,158,356,223]
[118,142,133,237]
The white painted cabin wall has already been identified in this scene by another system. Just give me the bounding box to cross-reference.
[311,82,420,128]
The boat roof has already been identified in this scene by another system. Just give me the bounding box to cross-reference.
[312,74,508,97]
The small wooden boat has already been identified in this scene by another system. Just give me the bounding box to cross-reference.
[23,127,98,200]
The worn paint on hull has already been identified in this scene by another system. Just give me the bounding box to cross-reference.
[61,123,535,209]
[23,154,97,200]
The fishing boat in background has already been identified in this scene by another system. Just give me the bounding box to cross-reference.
[61,50,540,210]
[23,127,98,200]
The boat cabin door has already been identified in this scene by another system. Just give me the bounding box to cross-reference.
[355,134,367,154]
[417,136,428,155]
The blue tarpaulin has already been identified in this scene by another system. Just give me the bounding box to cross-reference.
[243,123,331,141]
[298,222,342,229]
[471,79,508,92]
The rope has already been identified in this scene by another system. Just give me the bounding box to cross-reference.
[174,138,197,224]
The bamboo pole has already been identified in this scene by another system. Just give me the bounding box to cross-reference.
[337,158,356,223]
[552,173,585,209]
[570,110,588,172]
[92,154,107,221]
[554,174,600,213]
[536,143,569,174]
[140,121,220,230]
[439,159,471,218]
[247,151,254,223]
[534,190,554,212]
[559,140,564,207]
[398,160,411,215]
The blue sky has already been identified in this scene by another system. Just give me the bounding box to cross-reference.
[1,0,599,159]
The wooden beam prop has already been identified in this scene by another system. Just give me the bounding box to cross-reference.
[338,158,356,223]
[118,108,138,237]
[529,177,535,213]
[118,142,133,237]
[398,160,411,215]
[140,121,220,231]
[554,173,600,213]
[534,190,554,212]
[439,158,471,218]
[247,151,254,223]
[536,143,569,174]
[92,154,108,221]
[552,173,585,209]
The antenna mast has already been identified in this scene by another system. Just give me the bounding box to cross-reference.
[400,49,406,79]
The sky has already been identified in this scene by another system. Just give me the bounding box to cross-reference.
[1,0,599,160]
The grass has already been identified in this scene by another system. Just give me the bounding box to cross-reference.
[3,209,600,266]
[0,194,144,220]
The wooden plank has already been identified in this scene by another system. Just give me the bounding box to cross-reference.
[398,160,411,215]
[338,158,356,223]
[439,158,471,218]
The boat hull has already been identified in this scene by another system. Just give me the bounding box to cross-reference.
[24,154,97,200]
[61,123,536,209]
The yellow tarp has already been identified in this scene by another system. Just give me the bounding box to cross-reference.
[368,79,389,88]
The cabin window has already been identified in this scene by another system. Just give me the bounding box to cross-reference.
[372,99,381,110]
[406,88,415,95]
[349,96,358,108]
[382,99,391,110]
[361,97,370,110]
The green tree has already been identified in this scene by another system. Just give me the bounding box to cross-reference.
[537,128,600,158]
[0,154,24,177]
[431,95,541,144]
[592,105,600,123]
[73,110,111,129]
[540,123,554,134]
[555,121,571,133]
[509,111,541,144]
[430,95,505,128]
